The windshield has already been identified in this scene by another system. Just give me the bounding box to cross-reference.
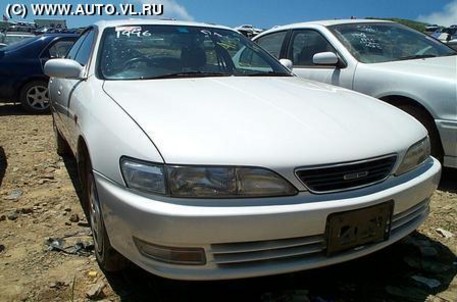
[329,22,456,63]
[99,25,291,80]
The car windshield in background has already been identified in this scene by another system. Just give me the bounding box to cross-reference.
[99,25,291,80]
[4,35,34,45]
[329,23,456,63]
[1,35,39,52]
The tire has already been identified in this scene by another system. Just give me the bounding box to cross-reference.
[53,120,71,156]
[396,104,444,162]
[19,80,50,113]
[82,150,128,272]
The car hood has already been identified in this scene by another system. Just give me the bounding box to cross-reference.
[372,55,456,80]
[103,77,426,166]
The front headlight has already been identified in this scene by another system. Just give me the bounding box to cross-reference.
[120,158,166,195]
[167,166,297,198]
[120,158,297,198]
[396,137,431,175]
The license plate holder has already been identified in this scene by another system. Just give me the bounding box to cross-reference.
[326,201,393,256]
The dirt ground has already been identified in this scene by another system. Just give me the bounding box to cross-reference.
[0,103,456,302]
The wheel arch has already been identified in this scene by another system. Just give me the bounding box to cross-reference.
[380,95,444,160]
[380,95,433,116]
[380,95,438,131]
[76,135,91,211]
[77,135,90,163]
[76,134,129,271]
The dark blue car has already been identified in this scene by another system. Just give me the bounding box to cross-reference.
[0,34,78,113]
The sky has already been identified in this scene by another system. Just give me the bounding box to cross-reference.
[1,0,457,29]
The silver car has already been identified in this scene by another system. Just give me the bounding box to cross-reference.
[45,20,440,280]
[254,19,457,169]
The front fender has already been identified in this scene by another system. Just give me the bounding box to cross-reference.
[354,67,455,121]
[70,78,164,186]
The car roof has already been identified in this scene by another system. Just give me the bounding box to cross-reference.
[92,18,234,32]
[38,33,79,38]
[0,33,78,55]
[267,19,394,32]
[13,34,78,45]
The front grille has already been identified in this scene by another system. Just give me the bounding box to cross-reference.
[211,235,325,266]
[296,155,397,193]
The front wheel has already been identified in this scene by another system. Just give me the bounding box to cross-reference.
[83,153,128,272]
[20,80,50,113]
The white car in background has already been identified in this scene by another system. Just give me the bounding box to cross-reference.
[44,19,440,280]
[254,19,457,168]
[234,24,264,38]
[448,39,457,51]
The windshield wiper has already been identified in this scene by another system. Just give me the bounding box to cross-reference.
[247,71,291,77]
[397,54,437,61]
[146,71,230,79]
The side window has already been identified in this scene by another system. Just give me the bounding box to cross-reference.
[238,47,271,69]
[47,40,75,58]
[74,30,95,66]
[67,32,89,60]
[255,31,287,59]
[289,30,335,66]
[66,29,95,66]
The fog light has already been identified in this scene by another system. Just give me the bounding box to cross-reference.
[134,237,206,265]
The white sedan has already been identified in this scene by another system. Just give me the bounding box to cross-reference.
[45,19,441,280]
[254,19,457,169]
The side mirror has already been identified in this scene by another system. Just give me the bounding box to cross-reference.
[279,58,293,70]
[44,58,84,79]
[313,52,339,65]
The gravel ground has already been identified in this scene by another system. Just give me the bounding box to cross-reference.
[0,103,456,302]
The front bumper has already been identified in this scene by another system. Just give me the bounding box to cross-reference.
[95,158,441,280]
